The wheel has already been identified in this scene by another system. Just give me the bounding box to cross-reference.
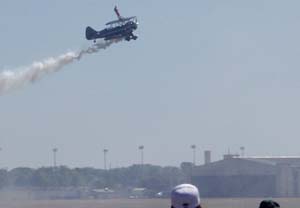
[125,37,131,41]
[133,36,138,40]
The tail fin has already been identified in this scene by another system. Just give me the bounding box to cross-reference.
[85,26,97,40]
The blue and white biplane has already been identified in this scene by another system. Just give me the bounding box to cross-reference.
[85,6,138,42]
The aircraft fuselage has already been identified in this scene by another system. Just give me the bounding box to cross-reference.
[86,21,138,42]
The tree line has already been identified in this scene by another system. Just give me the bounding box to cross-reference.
[0,164,188,192]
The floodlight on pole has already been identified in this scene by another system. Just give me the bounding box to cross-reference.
[190,144,196,166]
[52,148,58,168]
[240,146,245,157]
[138,145,144,165]
[103,149,108,170]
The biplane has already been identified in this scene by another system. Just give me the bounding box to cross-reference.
[85,6,138,42]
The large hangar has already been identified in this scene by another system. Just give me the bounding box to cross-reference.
[192,154,300,197]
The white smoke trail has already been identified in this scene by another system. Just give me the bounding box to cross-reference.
[0,39,121,94]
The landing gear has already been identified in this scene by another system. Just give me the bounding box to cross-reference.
[125,33,138,41]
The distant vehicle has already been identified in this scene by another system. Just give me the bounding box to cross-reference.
[85,6,138,42]
[155,191,170,198]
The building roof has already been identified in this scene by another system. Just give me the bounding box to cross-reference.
[192,156,300,177]
[238,156,300,167]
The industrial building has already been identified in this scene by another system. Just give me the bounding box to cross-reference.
[192,152,300,197]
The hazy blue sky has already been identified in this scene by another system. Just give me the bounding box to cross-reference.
[1,0,300,169]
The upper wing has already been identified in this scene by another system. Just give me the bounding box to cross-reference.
[106,19,123,25]
[105,16,137,25]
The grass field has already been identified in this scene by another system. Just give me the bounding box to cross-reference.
[0,198,298,208]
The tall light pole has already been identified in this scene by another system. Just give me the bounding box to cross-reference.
[103,149,108,170]
[0,148,2,168]
[138,145,144,165]
[52,148,58,168]
[191,145,196,166]
[138,145,144,182]
[240,146,245,157]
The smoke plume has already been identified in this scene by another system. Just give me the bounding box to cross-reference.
[0,40,120,94]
